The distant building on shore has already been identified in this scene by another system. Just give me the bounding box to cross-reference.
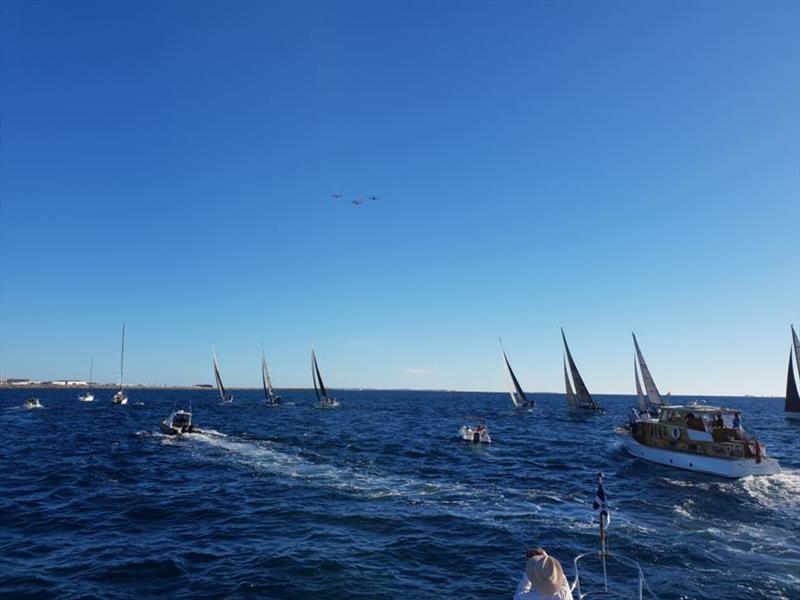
[2,378,36,386]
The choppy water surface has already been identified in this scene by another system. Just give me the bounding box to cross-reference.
[1,389,798,599]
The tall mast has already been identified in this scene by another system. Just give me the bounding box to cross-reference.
[118,323,125,388]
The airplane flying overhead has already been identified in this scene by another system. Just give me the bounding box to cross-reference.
[351,198,363,206]
[368,195,379,201]
[330,192,343,199]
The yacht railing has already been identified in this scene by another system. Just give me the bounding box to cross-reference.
[571,551,660,600]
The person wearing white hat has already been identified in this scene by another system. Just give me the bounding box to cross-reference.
[513,548,573,600]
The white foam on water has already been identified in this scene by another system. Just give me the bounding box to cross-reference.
[739,469,800,510]
[188,433,459,502]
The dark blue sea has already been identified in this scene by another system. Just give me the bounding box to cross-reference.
[1,389,798,600]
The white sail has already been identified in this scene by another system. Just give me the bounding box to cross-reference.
[261,350,277,401]
[632,333,663,408]
[211,346,229,402]
[564,357,577,408]
[635,357,648,413]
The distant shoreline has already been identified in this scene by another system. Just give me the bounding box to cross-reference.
[0,383,781,398]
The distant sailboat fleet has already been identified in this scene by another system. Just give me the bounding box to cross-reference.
[64,322,796,479]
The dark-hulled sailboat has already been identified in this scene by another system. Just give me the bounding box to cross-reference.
[786,325,800,421]
[212,346,233,404]
[262,349,282,405]
[500,339,534,409]
[561,329,602,412]
[312,347,339,408]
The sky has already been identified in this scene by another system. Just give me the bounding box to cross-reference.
[0,1,798,395]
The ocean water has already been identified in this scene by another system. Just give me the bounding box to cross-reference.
[0,389,797,600]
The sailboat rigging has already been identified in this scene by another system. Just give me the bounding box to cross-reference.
[212,346,233,403]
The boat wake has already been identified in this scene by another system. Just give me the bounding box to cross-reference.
[739,469,800,509]
[188,433,463,502]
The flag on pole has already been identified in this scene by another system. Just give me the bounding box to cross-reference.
[593,477,610,528]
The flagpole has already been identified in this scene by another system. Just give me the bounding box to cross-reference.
[598,472,608,592]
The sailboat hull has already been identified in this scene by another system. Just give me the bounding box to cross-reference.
[786,411,800,421]
[623,436,779,477]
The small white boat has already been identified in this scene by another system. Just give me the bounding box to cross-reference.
[160,407,201,436]
[623,404,780,477]
[562,329,602,413]
[262,349,282,405]
[212,346,233,403]
[460,422,491,444]
[78,358,95,402]
[111,324,128,405]
[500,339,534,409]
[24,397,43,409]
[312,347,339,408]
[785,325,800,421]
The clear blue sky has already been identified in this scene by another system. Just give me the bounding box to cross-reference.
[1,1,798,394]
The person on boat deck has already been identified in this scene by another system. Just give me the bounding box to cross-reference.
[685,413,705,431]
[733,413,742,429]
[514,548,573,600]
[713,414,724,429]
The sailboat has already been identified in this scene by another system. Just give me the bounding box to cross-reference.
[500,339,534,409]
[212,346,233,403]
[261,348,282,405]
[111,324,128,405]
[785,325,800,421]
[632,332,665,414]
[561,329,602,412]
[312,347,339,408]
[78,358,95,402]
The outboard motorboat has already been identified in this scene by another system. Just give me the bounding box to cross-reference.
[24,397,43,409]
[78,392,95,402]
[160,408,201,436]
[460,421,491,444]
